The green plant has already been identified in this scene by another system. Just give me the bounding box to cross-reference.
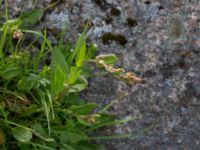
[0,2,143,150]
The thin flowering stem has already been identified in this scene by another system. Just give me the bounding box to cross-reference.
[94,55,144,84]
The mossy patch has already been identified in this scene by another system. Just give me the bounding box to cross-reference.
[144,1,151,5]
[115,34,127,45]
[126,17,138,27]
[110,7,121,16]
[158,5,164,10]
[101,32,115,44]
[94,0,106,6]
[94,0,110,10]
[101,32,127,45]
[51,0,65,4]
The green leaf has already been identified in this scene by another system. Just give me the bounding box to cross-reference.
[68,67,81,84]
[0,66,21,80]
[19,9,44,28]
[85,43,98,60]
[75,35,86,67]
[51,47,69,96]
[18,76,34,90]
[18,74,50,90]
[58,131,88,144]
[68,33,87,66]
[12,127,32,143]
[69,102,97,115]
[96,54,118,66]
[68,76,88,93]
[63,93,85,106]
[32,123,54,142]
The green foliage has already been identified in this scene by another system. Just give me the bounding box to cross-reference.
[51,47,69,96]
[19,9,44,28]
[0,5,138,150]
[12,127,33,143]
[95,54,118,66]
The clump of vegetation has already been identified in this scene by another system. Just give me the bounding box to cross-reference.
[126,17,138,27]
[0,2,142,150]
[101,32,127,45]
[110,7,121,16]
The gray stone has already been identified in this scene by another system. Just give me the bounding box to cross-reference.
[46,11,70,29]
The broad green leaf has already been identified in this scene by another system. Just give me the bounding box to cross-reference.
[68,76,88,93]
[68,33,87,66]
[51,47,69,96]
[85,43,98,60]
[69,102,97,115]
[63,93,85,106]
[32,123,54,142]
[58,131,88,143]
[18,74,50,90]
[96,54,118,66]
[19,9,44,28]
[18,76,33,90]
[68,67,81,84]
[12,127,32,143]
[0,66,21,80]
[75,35,86,67]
